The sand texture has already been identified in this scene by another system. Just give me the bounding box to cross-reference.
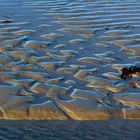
[0,120,140,140]
[0,0,140,120]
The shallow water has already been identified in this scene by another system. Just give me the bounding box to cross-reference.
[0,0,140,139]
[0,0,140,120]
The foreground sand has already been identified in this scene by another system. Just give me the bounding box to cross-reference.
[0,120,140,140]
[0,0,140,120]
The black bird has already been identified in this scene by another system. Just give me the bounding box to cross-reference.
[120,65,140,79]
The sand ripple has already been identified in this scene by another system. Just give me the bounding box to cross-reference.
[0,0,140,120]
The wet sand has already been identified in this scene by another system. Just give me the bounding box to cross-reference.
[0,0,140,139]
[0,0,140,120]
[0,120,140,140]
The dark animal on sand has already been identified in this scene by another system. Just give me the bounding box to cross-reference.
[120,65,140,79]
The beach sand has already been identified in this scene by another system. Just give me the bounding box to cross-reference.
[0,0,140,139]
[0,120,140,140]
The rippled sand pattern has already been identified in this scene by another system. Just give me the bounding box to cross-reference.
[0,0,140,120]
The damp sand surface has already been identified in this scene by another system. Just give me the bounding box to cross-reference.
[0,0,140,120]
[0,0,140,139]
[0,120,140,140]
